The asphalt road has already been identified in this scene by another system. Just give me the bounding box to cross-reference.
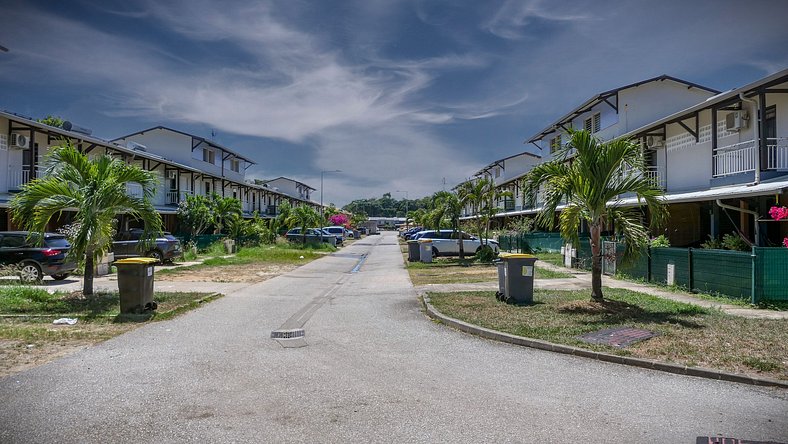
[1,232,786,443]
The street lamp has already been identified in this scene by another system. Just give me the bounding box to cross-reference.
[395,190,408,230]
[320,169,342,219]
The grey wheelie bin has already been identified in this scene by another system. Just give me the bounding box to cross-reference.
[497,253,537,304]
[115,257,158,314]
[419,239,433,263]
[494,258,506,300]
[407,240,420,262]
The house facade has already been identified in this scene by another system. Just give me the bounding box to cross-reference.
[262,177,316,202]
[460,69,788,248]
[0,113,321,233]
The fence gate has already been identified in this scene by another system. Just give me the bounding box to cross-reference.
[602,241,617,275]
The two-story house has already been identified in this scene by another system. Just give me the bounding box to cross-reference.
[459,151,542,218]
[262,177,317,203]
[618,68,788,247]
[0,113,317,232]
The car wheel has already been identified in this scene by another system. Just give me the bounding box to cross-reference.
[19,262,43,283]
[432,247,439,258]
[51,273,71,280]
[146,249,164,263]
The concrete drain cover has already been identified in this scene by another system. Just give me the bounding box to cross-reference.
[696,437,783,444]
[271,329,305,340]
[578,327,657,348]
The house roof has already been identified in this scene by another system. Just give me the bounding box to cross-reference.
[263,176,317,192]
[473,149,541,177]
[622,68,788,139]
[111,126,256,164]
[526,75,720,144]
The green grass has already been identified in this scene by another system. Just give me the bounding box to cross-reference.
[0,286,214,320]
[533,252,564,267]
[158,243,331,274]
[406,256,572,285]
[428,288,788,380]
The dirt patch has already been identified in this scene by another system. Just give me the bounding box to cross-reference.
[157,263,299,283]
[0,323,132,378]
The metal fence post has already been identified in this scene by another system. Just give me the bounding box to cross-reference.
[750,246,758,305]
[688,248,694,293]
[647,246,652,282]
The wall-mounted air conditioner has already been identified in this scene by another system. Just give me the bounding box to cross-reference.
[646,135,664,149]
[11,133,30,149]
[168,170,177,179]
[127,141,147,152]
[725,111,748,131]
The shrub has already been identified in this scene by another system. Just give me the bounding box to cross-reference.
[650,234,670,248]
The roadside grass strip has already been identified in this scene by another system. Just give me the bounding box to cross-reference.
[406,257,571,286]
[158,244,331,274]
[0,286,219,347]
[427,288,788,381]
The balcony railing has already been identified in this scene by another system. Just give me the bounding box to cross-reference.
[713,140,756,177]
[166,190,193,205]
[643,166,666,189]
[767,137,788,171]
[7,167,43,190]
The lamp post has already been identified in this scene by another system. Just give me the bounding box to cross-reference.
[320,169,341,219]
[395,190,408,230]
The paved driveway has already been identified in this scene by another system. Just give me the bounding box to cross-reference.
[1,232,786,443]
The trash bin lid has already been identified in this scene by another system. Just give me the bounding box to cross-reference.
[418,239,433,243]
[407,240,418,244]
[114,258,158,265]
[498,253,536,259]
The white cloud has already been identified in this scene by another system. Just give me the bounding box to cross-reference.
[482,0,592,40]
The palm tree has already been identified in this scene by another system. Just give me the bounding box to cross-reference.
[285,205,321,244]
[433,190,467,260]
[460,177,510,248]
[522,129,667,301]
[210,193,242,234]
[10,143,162,296]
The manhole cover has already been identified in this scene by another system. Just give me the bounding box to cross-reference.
[578,327,657,348]
[271,329,305,339]
[696,437,784,444]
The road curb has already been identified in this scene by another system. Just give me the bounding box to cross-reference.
[421,295,788,389]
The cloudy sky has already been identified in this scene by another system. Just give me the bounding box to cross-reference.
[1,0,786,206]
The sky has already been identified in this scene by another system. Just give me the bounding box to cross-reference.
[1,0,787,207]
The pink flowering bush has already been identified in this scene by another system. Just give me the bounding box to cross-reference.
[769,206,788,247]
[768,205,788,221]
[328,213,349,227]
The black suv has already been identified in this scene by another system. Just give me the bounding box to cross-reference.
[0,231,77,282]
[112,229,182,263]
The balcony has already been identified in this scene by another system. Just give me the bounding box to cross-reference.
[166,190,193,205]
[713,140,756,177]
[126,183,144,199]
[643,166,666,190]
[767,137,788,171]
[265,205,278,216]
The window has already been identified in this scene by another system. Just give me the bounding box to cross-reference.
[204,181,212,195]
[494,167,501,178]
[230,158,240,173]
[584,113,601,133]
[550,135,562,154]
[202,148,215,165]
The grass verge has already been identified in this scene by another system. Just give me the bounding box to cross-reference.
[0,286,219,377]
[427,288,788,380]
[406,256,571,286]
[158,243,331,275]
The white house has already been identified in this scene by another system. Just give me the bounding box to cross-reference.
[262,177,316,203]
[0,113,315,232]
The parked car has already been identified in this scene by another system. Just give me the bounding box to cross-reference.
[0,231,77,282]
[411,230,499,257]
[322,226,347,243]
[402,226,424,239]
[112,229,182,263]
[286,228,340,245]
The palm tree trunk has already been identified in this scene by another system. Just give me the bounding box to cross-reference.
[83,253,94,296]
[590,223,604,301]
[457,222,465,260]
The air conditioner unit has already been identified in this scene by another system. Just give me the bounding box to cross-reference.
[168,170,177,179]
[646,135,664,149]
[725,111,748,131]
[11,133,30,149]
[127,141,147,152]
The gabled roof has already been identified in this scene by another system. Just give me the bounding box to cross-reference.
[111,126,256,164]
[622,68,788,139]
[526,75,720,144]
[473,149,541,177]
[263,176,317,192]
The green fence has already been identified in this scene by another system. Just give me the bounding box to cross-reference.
[175,234,226,250]
[500,232,788,302]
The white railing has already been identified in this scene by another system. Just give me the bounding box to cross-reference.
[126,183,144,199]
[7,169,29,189]
[643,166,666,189]
[165,190,193,205]
[713,140,756,177]
[767,137,788,171]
